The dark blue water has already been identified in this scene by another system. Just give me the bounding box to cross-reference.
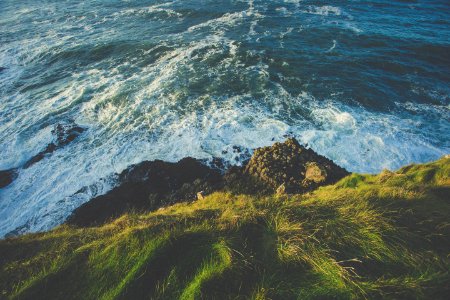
[0,0,449,236]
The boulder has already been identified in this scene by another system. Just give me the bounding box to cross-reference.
[0,168,17,188]
[243,138,349,193]
[304,162,327,183]
[24,122,85,168]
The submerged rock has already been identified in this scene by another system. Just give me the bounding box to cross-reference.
[243,138,349,193]
[0,169,18,189]
[24,122,85,168]
[0,122,85,189]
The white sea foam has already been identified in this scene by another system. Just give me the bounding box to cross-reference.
[276,7,290,16]
[113,6,182,19]
[326,40,337,52]
[304,6,342,16]
[280,27,294,39]
[187,11,247,33]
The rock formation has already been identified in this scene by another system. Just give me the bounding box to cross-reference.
[66,157,223,226]
[243,138,349,194]
[0,122,85,189]
[66,138,349,227]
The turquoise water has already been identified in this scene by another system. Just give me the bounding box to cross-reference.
[0,0,449,236]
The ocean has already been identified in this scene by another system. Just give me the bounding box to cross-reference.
[0,0,449,236]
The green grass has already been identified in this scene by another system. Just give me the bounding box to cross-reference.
[0,157,449,299]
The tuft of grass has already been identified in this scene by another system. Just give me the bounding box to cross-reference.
[0,156,449,299]
[179,240,232,300]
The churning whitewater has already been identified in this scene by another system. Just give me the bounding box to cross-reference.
[0,0,449,236]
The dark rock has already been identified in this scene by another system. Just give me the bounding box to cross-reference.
[232,145,242,153]
[24,122,85,168]
[0,67,6,73]
[65,138,349,227]
[66,157,223,227]
[0,168,18,188]
[282,131,294,138]
[4,223,29,238]
[201,157,230,173]
[243,138,349,193]
[222,165,272,195]
[53,123,85,147]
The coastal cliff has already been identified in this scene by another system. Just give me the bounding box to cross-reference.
[66,138,348,227]
[0,140,449,299]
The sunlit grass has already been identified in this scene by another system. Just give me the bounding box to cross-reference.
[1,157,448,299]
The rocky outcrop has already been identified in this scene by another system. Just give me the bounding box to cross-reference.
[0,169,18,189]
[66,138,349,227]
[23,122,85,169]
[0,122,85,188]
[66,157,223,227]
[243,138,349,194]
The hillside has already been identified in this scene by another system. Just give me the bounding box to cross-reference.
[0,154,449,299]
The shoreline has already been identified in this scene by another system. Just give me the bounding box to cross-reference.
[1,145,448,299]
[65,138,349,229]
[2,137,448,238]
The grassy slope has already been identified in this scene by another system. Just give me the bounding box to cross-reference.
[0,157,449,300]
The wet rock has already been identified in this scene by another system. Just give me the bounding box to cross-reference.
[0,122,83,188]
[66,157,223,227]
[224,145,252,165]
[232,145,242,153]
[24,122,85,168]
[4,223,29,238]
[243,138,349,193]
[0,67,6,73]
[0,168,18,188]
[201,157,230,173]
[53,123,85,147]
